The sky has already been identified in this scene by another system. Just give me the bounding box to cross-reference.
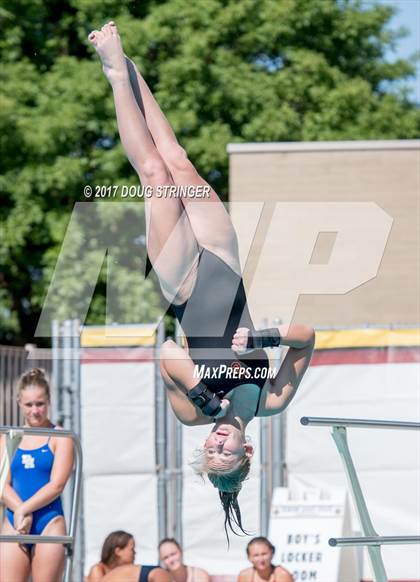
[378,0,420,102]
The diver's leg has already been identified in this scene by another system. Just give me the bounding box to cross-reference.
[88,22,199,299]
[0,518,31,582]
[31,516,66,582]
[125,55,240,273]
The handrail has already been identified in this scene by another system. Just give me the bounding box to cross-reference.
[300,416,420,430]
[0,426,83,582]
[0,534,73,544]
[0,427,77,437]
[300,416,420,582]
[330,536,420,547]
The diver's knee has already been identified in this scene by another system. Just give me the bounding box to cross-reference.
[164,144,193,174]
[160,339,177,356]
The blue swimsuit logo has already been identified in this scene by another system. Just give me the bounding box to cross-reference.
[21,454,35,469]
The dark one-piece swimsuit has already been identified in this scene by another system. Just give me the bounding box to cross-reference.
[170,248,269,401]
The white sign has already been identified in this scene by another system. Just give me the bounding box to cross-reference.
[269,487,350,582]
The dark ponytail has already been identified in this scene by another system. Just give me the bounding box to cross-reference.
[190,443,253,542]
[218,490,250,542]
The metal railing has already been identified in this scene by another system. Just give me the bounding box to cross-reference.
[300,416,420,582]
[51,319,84,579]
[0,426,83,582]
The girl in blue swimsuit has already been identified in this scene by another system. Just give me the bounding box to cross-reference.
[0,368,74,582]
[89,21,315,540]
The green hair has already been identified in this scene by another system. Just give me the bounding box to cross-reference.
[190,449,251,541]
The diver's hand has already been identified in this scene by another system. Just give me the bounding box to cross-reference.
[231,327,251,355]
[213,398,231,419]
[14,506,32,534]
[18,515,32,535]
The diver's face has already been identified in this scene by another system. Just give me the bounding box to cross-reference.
[204,424,252,468]
[159,541,183,570]
[18,386,50,427]
[248,541,273,570]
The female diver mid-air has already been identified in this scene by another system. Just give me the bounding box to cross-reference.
[89,21,315,539]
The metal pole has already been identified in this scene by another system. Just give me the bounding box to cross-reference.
[259,318,269,536]
[71,319,84,582]
[165,402,174,537]
[174,321,183,546]
[165,350,177,540]
[272,405,287,488]
[332,427,388,582]
[1,534,73,544]
[330,536,420,547]
[271,414,282,488]
[52,322,59,403]
[0,427,76,438]
[271,319,286,490]
[62,320,72,429]
[175,414,183,545]
[61,321,73,527]
[155,321,167,541]
[64,433,83,582]
[301,417,420,430]
[0,429,23,498]
[259,416,269,536]
[71,320,81,436]
[51,320,61,426]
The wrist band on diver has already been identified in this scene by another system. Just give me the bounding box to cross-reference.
[246,328,281,350]
[187,381,222,418]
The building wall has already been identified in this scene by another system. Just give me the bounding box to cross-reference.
[228,140,420,327]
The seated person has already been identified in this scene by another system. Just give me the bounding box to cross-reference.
[86,530,136,580]
[158,538,211,581]
[86,531,168,581]
[238,537,294,582]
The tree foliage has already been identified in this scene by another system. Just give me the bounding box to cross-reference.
[0,0,418,343]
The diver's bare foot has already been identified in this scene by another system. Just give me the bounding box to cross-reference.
[88,21,128,85]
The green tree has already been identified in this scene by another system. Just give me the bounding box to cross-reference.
[1,0,419,344]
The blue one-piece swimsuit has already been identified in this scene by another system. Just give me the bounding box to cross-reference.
[7,437,64,550]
